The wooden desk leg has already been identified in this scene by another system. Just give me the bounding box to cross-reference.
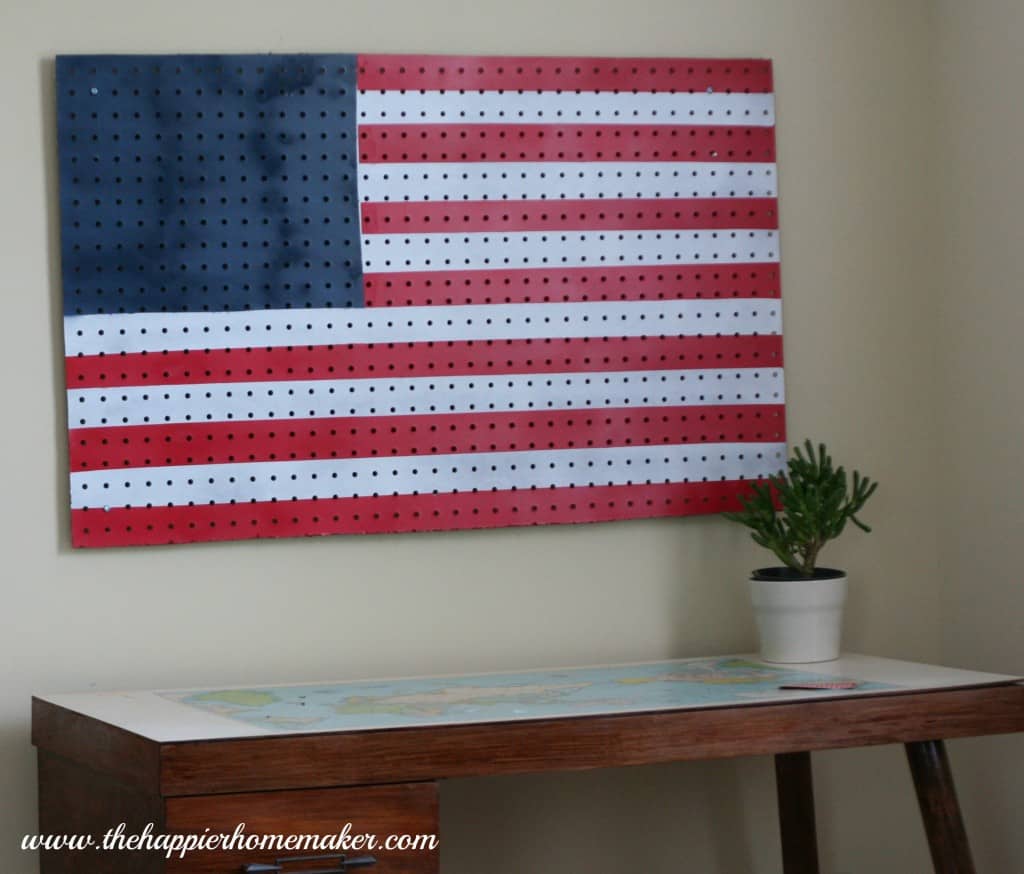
[775,751,820,874]
[905,740,976,874]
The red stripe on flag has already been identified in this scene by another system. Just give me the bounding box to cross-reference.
[357,55,773,94]
[358,124,775,164]
[364,263,781,307]
[66,335,783,389]
[69,404,786,470]
[71,478,766,547]
[361,198,778,234]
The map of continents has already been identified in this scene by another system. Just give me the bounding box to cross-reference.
[164,657,891,734]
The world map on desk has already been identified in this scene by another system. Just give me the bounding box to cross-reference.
[162,658,896,734]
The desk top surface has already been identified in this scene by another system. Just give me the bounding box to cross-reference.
[35,654,1020,743]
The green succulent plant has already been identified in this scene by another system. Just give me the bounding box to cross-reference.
[723,440,878,578]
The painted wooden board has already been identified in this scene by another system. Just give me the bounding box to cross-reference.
[57,53,785,546]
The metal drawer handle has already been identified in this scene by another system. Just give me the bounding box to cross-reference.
[243,853,377,873]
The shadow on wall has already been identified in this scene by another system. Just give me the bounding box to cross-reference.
[665,514,760,657]
[441,758,767,874]
[39,58,72,554]
[1,717,39,870]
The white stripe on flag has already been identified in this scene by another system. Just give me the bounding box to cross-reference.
[360,228,778,273]
[357,91,776,126]
[358,162,777,203]
[64,300,783,357]
[69,441,788,509]
[67,367,785,429]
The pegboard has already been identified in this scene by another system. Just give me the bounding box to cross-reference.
[57,53,787,548]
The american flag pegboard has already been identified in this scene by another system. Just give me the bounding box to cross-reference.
[57,53,787,548]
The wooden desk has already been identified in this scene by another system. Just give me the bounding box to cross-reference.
[32,654,1024,874]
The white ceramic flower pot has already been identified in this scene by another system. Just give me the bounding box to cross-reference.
[749,570,848,663]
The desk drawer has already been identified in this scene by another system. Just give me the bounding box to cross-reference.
[165,782,438,874]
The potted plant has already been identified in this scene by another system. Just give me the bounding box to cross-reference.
[723,440,878,663]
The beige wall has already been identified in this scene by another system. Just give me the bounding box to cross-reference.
[2,0,1016,871]
[932,1,1024,871]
